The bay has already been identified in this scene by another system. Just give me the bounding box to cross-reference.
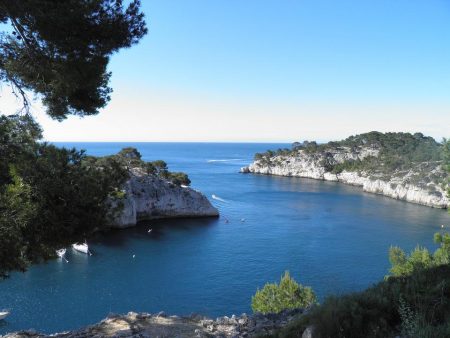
[0,142,448,334]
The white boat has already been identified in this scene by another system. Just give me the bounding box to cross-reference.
[0,310,10,320]
[72,242,89,254]
[56,248,66,257]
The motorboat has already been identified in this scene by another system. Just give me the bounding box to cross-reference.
[72,242,89,254]
[0,309,10,320]
[56,248,66,257]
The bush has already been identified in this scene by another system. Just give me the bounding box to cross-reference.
[167,172,191,186]
[388,231,450,277]
[251,271,316,314]
[270,264,450,338]
[269,230,450,338]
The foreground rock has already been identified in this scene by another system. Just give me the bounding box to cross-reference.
[110,168,219,228]
[241,135,449,208]
[2,309,303,338]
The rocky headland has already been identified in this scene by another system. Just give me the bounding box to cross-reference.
[110,167,219,228]
[1,309,305,338]
[241,132,449,208]
[90,147,219,228]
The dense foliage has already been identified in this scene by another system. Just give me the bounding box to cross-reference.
[0,114,129,277]
[0,1,151,277]
[265,236,450,338]
[0,0,147,119]
[269,264,450,338]
[252,271,316,314]
[89,146,191,186]
[255,132,446,175]
[0,115,190,278]
[388,231,450,277]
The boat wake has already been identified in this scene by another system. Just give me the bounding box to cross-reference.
[211,194,228,203]
[207,159,243,163]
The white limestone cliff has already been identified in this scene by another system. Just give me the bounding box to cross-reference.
[241,147,449,209]
[109,168,219,228]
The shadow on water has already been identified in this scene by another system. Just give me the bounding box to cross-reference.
[93,217,220,248]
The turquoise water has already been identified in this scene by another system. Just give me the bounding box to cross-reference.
[0,142,449,335]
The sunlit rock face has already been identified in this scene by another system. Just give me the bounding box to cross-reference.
[241,146,449,209]
[109,168,219,228]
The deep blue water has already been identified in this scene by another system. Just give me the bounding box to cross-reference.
[0,142,449,335]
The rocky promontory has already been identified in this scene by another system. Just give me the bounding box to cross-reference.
[2,309,304,338]
[241,132,449,208]
[110,167,219,228]
[88,147,219,228]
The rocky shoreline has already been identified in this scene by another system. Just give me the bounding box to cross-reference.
[2,309,305,338]
[110,168,219,228]
[241,146,449,209]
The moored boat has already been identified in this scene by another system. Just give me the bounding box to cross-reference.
[72,242,89,254]
[56,248,66,257]
[0,309,10,320]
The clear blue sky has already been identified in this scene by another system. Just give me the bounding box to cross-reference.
[3,0,450,141]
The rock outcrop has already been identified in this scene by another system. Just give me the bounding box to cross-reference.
[241,146,449,209]
[110,168,219,228]
[2,309,304,338]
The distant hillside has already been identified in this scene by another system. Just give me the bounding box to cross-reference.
[243,132,449,208]
[257,131,443,173]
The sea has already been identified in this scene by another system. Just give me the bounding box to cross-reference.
[0,142,449,334]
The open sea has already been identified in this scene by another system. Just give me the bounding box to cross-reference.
[0,142,449,334]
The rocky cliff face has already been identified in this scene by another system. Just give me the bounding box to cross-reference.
[109,168,219,228]
[2,309,304,338]
[241,146,449,209]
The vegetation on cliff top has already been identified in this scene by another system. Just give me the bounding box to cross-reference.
[254,131,446,176]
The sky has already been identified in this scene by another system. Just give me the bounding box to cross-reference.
[1,0,450,142]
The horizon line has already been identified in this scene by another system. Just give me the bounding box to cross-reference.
[47,140,295,143]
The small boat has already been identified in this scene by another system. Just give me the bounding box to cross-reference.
[56,248,69,262]
[72,242,89,254]
[0,309,10,320]
[56,248,66,257]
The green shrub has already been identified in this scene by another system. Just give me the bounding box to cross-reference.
[269,229,450,338]
[251,271,316,314]
[270,264,450,338]
[388,231,450,278]
[167,172,191,186]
